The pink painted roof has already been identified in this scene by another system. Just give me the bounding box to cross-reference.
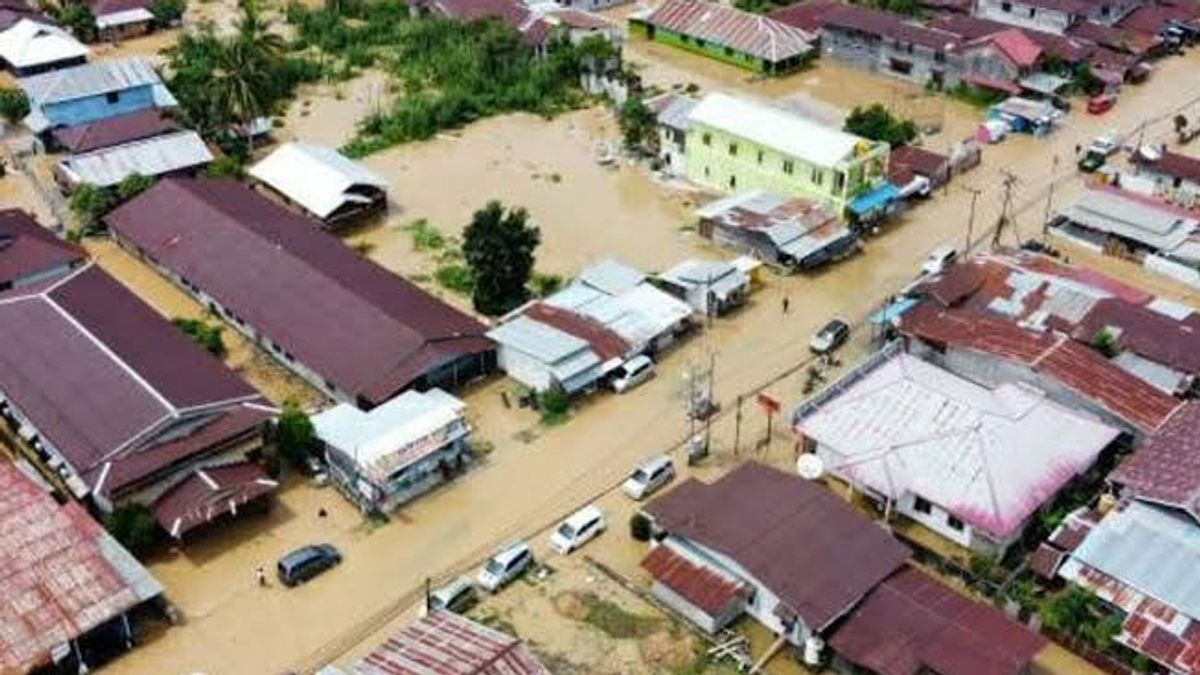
[354,610,550,675]
[0,461,160,673]
[975,28,1042,68]
[641,0,816,63]
[797,351,1119,540]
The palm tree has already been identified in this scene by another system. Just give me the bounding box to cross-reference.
[212,39,269,152]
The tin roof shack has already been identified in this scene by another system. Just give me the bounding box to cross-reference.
[828,567,1047,675]
[54,130,212,193]
[795,349,1120,557]
[313,389,470,514]
[88,0,154,42]
[814,6,965,89]
[50,108,177,154]
[1050,186,1200,267]
[695,191,859,271]
[0,208,84,289]
[486,309,629,395]
[0,461,164,674]
[106,179,494,409]
[656,258,750,316]
[629,0,816,75]
[0,264,274,528]
[641,462,910,648]
[250,142,389,228]
[19,57,177,136]
[1131,146,1200,206]
[410,0,555,51]
[353,609,550,675]
[989,96,1059,135]
[0,18,87,77]
[890,145,952,190]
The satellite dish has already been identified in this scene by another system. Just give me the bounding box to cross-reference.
[796,453,825,480]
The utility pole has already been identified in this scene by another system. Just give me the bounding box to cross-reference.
[733,394,743,456]
[992,171,1019,250]
[1043,154,1059,238]
[963,185,982,253]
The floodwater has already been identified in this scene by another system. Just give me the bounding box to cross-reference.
[86,31,1200,675]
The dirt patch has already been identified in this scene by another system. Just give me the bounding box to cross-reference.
[640,628,702,671]
[578,591,663,639]
[553,591,589,621]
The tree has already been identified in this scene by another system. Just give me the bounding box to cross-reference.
[116,173,156,201]
[0,88,29,124]
[150,0,187,27]
[1041,587,1118,651]
[1093,328,1120,358]
[275,402,318,463]
[103,504,161,556]
[843,103,918,147]
[618,95,658,154]
[69,184,114,230]
[58,3,98,43]
[462,201,541,315]
[205,155,246,178]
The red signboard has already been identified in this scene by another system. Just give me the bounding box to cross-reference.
[756,393,781,414]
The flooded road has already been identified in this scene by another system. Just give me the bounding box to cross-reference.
[86,31,1200,675]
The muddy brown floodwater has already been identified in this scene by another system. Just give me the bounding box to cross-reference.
[99,33,1200,675]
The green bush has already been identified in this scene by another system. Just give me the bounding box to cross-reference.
[0,88,29,124]
[844,103,918,147]
[435,263,475,295]
[206,155,246,179]
[150,0,186,26]
[630,512,652,541]
[275,401,319,464]
[405,218,446,251]
[104,505,161,556]
[58,3,98,42]
[69,184,114,230]
[172,317,227,356]
[1093,328,1120,358]
[538,388,570,425]
[116,173,156,201]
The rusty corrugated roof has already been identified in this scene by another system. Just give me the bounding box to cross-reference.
[641,0,815,63]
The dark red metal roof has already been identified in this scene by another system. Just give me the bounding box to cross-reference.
[152,461,277,538]
[1067,20,1160,54]
[523,302,630,361]
[1073,297,1200,374]
[928,14,1092,62]
[829,567,1046,675]
[87,0,150,16]
[0,209,84,287]
[769,0,841,32]
[1111,401,1200,518]
[645,462,909,631]
[820,5,962,51]
[355,610,550,675]
[51,109,176,154]
[641,543,749,615]
[1133,149,1200,186]
[106,179,493,408]
[890,145,949,180]
[971,28,1044,67]
[1119,3,1200,34]
[1028,544,1067,579]
[419,0,554,45]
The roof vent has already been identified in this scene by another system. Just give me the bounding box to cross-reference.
[796,453,825,480]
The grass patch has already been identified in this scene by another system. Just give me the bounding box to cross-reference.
[404,218,446,251]
[475,611,519,637]
[580,593,662,639]
[435,263,475,295]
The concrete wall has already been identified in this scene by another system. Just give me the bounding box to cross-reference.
[975,0,1075,34]
[44,85,158,128]
[822,27,961,88]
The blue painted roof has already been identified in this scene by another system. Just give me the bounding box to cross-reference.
[849,183,900,216]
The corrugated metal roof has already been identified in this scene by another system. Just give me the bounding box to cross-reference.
[577,258,645,295]
[94,7,152,27]
[151,461,278,538]
[639,0,815,63]
[1111,401,1200,518]
[0,18,87,69]
[488,315,591,362]
[0,208,84,287]
[59,130,212,188]
[797,351,1119,540]
[20,56,165,104]
[353,610,550,675]
[250,142,387,220]
[642,542,749,615]
[689,92,870,169]
[1059,188,1198,252]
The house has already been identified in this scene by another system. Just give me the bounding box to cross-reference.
[249,142,388,227]
[769,0,843,33]
[0,209,84,289]
[19,57,177,137]
[352,610,550,675]
[313,388,471,514]
[646,91,697,176]
[50,108,177,153]
[542,7,622,45]
[0,0,48,32]
[0,461,164,674]
[656,258,750,315]
[106,178,495,409]
[544,259,694,355]
[816,5,966,89]
[828,567,1048,675]
[1050,185,1200,265]
[929,14,1093,65]
[974,0,1140,34]
[959,28,1043,94]
[551,0,632,13]
[487,302,631,394]
[629,0,817,75]
[794,348,1121,556]
[1131,146,1200,204]
[1066,19,1162,55]
[411,0,556,52]
[641,462,910,646]
[889,145,952,190]
[0,262,274,532]
[684,92,891,216]
[0,18,87,76]
[1071,297,1200,395]
[54,130,212,192]
[695,190,859,270]
[989,96,1058,135]
[88,0,155,41]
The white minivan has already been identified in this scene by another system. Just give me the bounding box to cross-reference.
[549,504,606,554]
[611,355,655,393]
[477,541,533,592]
[622,455,676,500]
[921,244,959,276]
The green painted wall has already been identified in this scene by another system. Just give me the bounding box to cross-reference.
[684,122,890,215]
[628,19,809,74]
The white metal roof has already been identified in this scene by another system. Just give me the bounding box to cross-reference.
[249,142,387,220]
[796,352,1119,539]
[487,315,591,363]
[577,258,645,296]
[659,258,748,302]
[95,7,154,29]
[20,57,165,105]
[0,19,87,70]
[688,92,867,169]
[1059,189,1197,252]
[58,130,212,188]
[312,388,467,482]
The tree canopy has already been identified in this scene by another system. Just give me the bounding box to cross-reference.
[618,94,658,154]
[276,402,318,463]
[843,103,918,147]
[0,88,29,124]
[58,3,97,43]
[462,201,541,316]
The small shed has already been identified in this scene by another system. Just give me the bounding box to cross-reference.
[0,19,87,77]
[353,610,550,674]
[989,96,1059,136]
[250,142,388,227]
[656,258,750,315]
[54,129,212,191]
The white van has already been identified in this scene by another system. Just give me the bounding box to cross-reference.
[549,504,606,554]
[921,244,959,276]
[611,355,655,393]
[622,455,676,500]
[477,541,533,593]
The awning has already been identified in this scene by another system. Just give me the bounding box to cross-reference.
[963,73,1022,95]
[1019,72,1071,96]
[152,462,278,539]
[869,296,919,324]
[849,183,900,216]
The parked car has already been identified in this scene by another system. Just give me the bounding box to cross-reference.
[1088,133,1121,157]
[622,455,676,500]
[1077,151,1107,173]
[1087,94,1117,115]
[920,244,958,276]
[611,355,655,393]
[277,544,341,587]
[809,319,850,355]
[477,541,533,592]
[425,576,478,615]
[549,505,606,554]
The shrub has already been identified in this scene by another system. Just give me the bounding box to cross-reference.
[405,218,445,251]
[630,512,652,541]
[1093,328,1120,357]
[68,184,114,230]
[538,388,570,425]
[0,88,29,124]
[844,103,918,147]
[205,155,245,179]
[116,173,156,201]
[172,317,226,356]
[104,505,161,556]
[150,0,186,26]
[275,401,318,464]
[529,272,563,297]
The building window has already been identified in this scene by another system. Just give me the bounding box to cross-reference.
[703,166,710,177]
[782,160,794,175]
[106,91,120,104]
[947,515,965,531]
[757,150,764,164]
[729,175,737,189]
[913,496,932,514]
[811,168,823,185]
[702,132,711,146]
[1001,1,1011,10]
[1028,6,1036,16]
[833,172,845,192]
[728,142,738,156]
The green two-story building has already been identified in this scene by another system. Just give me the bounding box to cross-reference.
[684,93,891,217]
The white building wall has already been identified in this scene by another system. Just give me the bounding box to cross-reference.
[975,0,1075,33]
[495,345,556,392]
